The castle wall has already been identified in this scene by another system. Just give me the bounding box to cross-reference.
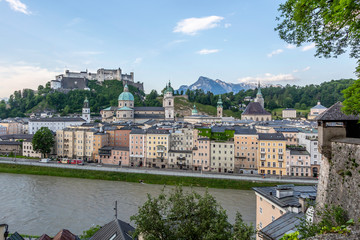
[316,138,360,221]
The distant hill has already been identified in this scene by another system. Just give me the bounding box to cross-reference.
[177,76,256,95]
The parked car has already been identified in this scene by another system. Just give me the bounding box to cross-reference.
[39,158,51,163]
[71,159,83,165]
[60,159,69,164]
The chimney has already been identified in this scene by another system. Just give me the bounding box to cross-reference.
[276,185,294,199]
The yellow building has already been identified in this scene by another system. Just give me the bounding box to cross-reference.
[56,126,97,161]
[234,128,258,174]
[93,132,109,161]
[258,133,286,176]
[146,129,170,168]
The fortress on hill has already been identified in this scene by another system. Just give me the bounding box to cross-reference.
[50,68,144,92]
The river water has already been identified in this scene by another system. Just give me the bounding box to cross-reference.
[0,173,256,236]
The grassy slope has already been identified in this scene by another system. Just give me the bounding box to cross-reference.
[0,163,288,190]
[174,97,241,119]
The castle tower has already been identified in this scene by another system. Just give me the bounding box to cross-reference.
[163,81,174,120]
[217,95,223,118]
[254,81,264,108]
[82,97,91,123]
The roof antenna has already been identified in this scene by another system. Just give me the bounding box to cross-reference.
[114,200,118,219]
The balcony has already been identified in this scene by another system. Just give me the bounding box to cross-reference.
[260,157,266,161]
[177,157,186,161]
[192,146,198,150]
[260,149,266,154]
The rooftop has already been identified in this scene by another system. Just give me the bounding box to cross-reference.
[29,117,86,122]
[316,102,359,121]
[258,133,286,141]
[242,102,271,115]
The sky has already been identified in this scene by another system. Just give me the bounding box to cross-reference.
[0,0,357,98]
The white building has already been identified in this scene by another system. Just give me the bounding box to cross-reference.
[282,108,297,119]
[29,117,86,134]
[22,140,42,158]
[297,130,322,177]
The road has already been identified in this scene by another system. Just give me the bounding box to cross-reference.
[0,157,318,184]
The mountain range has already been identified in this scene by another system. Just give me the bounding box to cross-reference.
[176,76,258,95]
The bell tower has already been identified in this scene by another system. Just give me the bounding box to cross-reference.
[82,97,91,123]
[163,81,174,120]
[217,95,223,118]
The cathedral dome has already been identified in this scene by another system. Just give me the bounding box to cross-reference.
[118,85,134,101]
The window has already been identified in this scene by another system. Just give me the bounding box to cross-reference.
[260,207,262,214]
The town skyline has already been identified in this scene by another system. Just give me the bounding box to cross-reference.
[0,0,357,98]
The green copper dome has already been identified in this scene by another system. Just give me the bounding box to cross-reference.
[118,84,134,101]
[217,95,223,107]
[192,104,198,115]
[165,81,174,93]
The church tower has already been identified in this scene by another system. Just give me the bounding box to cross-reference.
[163,81,174,120]
[254,81,264,108]
[82,97,91,123]
[217,95,223,118]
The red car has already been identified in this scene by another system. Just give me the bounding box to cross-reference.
[70,159,83,165]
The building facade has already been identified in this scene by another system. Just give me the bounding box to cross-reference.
[210,141,235,173]
[282,109,297,119]
[29,118,85,134]
[129,129,147,167]
[286,148,311,177]
[146,129,170,168]
[234,128,258,174]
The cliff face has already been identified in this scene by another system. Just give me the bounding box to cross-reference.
[316,138,360,221]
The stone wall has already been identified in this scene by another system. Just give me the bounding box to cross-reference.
[316,138,360,222]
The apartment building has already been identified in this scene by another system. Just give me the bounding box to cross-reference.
[168,150,193,169]
[107,126,133,147]
[98,146,130,166]
[210,141,235,173]
[56,127,96,161]
[192,136,211,172]
[146,129,170,168]
[22,140,42,158]
[234,128,258,174]
[298,130,322,177]
[170,127,194,151]
[253,185,317,240]
[93,132,109,161]
[286,148,311,177]
[258,133,286,176]
[29,117,85,134]
[129,129,147,167]
[273,128,299,146]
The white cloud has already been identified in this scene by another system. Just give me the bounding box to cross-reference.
[173,16,224,35]
[224,23,231,28]
[302,43,316,51]
[73,51,103,56]
[134,57,143,64]
[267,49,283,58]
[238,73,298,84]
[196,49,219,55]
[0,64,57,97]
[4,0,31,15]
[303,66,311,71]
[286,44,296,49]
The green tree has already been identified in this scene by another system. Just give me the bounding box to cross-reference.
[342,79,360,115]
[275,0,360,75]
[232,212,256,240]
[80,225,101,239]
[32,127,55,157]
[130,186,255,240]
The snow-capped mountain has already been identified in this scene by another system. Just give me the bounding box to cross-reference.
[176,76,256,95]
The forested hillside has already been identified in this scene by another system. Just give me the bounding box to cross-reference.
[0,78,355,119]
[185,79,355,112]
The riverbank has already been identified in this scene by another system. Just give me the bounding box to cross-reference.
[0,163,298,190]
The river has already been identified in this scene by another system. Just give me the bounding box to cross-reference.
[0,173,256,236]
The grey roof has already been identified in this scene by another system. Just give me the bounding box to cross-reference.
[8,232,24,240]
[258,212,304,240]
[134,114,164,119]
[0,134,34,140]
[100,146,129,151]
[147,129,169,134]
[258,133,286,141]
[253,185,317,209]
[29,117,86,122]
[242,102,271,115]
[316,102,359,121]
[130,129,147,134]
[289,149,310,156]
[90,218,136,240]
[134,107,164,111]
[234,127,257,135]
[0,141,22,146]
[311,103,327,110]
[275,128,300,133]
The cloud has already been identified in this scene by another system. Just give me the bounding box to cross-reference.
[196,49,219,55]
[303,66,311,71]
[73,51,103,56]
[0,64,58,97]
[4,0,31,14]
[134,57,143,64]
[238,73,298,84]
[285,44,296,49]
[224,23,231,28]
[267,49,283,58]
[302,43,316,51]
[173,16,224,35]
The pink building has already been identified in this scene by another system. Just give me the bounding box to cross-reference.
[129,129,147,167]
[98,146,130,166]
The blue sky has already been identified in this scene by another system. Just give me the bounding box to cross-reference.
[0,0,357,97]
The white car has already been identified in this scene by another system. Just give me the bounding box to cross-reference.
[39,158,51,163]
